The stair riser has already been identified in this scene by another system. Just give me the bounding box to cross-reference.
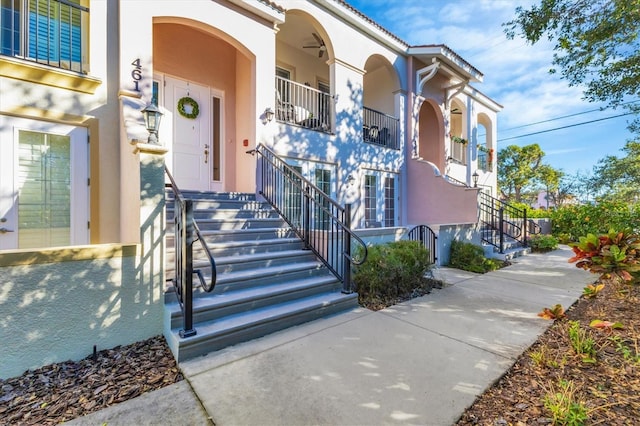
[166,265,330,298]
[166,252,318,275]
[167,191,257,201]
[167,279,342,328]
[167,240,304,259]
[167,294,358,362]
[167,210,280,220]
[167,219,286,232]
[168,200,270,210]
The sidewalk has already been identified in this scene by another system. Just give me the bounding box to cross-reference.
[67,246,593,426]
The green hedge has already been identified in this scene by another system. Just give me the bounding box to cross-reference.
[354,240,432,307]
[449,240,502,273]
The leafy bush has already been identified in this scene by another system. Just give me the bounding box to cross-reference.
[448,240,503,273]
[528,234,559,252]
[509,201,549,218]
[568,229,640,284]
[550,202,640,242]
[354,240,433,308]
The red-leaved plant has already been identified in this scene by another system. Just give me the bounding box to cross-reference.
[568,230,640,283]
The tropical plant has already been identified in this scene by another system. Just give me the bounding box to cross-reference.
[528,234,559,252]
[568,230,640,283]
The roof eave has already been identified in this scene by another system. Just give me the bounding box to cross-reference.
[408,45,483,83]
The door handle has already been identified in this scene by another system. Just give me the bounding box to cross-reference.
[0,227,14,234]
[204,144,209,164]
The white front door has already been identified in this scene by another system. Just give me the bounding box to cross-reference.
[163,76,221,191]
[0,116,89,250]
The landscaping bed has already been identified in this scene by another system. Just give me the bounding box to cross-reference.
[0,336,182,425]
[457,279,640,425]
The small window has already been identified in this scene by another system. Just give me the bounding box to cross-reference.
[384,177,395,227]
[1,0,90,73]
[364,175,377,225]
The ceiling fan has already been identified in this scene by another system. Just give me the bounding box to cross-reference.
[303,33,327,58]
[451,108,462,115]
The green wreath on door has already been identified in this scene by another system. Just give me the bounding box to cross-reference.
[177,96,199,119]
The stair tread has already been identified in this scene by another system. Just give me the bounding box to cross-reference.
[209,260,324,283]
[167,275,339,313]
[199,249,315,265]
[170,291,356,340]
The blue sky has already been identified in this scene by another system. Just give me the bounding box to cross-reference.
[348,0,635,176]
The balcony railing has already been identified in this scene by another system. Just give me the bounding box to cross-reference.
[1,0,89,73]
[276,76,333,133]
[362,106,399,150]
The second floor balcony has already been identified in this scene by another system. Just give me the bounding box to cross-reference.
[362,106,399,150]
[276,76,333,133]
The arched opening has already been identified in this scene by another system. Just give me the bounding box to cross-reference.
[275,11,333,132]
[362,55,401,149]
[477,113,493,172]
[153,20,255,192]
[449,99,467,165]
[417,99,445,171]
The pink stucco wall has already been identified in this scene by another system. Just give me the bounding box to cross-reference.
[407,159,479,225]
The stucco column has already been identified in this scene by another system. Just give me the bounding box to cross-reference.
[134,142,169,299]
[328,58,365,225]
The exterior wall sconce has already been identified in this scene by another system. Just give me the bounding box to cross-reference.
[346,174,356,185]
[263,107,275,124]
[472,171,479,188]
[141,103,163,144]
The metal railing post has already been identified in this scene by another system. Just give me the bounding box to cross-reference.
[498,207,505,254]
[180,199,197,338]
[343,203,352,294]
[523,208,528,246]
[303,185,311,249]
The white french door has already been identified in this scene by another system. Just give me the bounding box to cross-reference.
[162,76,223,192]
[0,116,89,250]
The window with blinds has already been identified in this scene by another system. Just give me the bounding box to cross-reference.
[0,0,89,73]
[17,130,71,248]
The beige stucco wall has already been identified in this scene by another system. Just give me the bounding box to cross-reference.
[0,244,163,380]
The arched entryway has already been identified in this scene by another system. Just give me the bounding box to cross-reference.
[417,99,445,171]
[153,19,255,192]
[363,55,401,149]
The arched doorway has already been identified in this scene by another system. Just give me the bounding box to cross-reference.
[417,99,445,171]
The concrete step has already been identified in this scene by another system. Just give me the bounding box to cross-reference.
[167,208,281,220]
[166,191,257,201]
[165,274,342,329]
[166,249,318,276]
[167,217,287,232]
[165,291,358,361]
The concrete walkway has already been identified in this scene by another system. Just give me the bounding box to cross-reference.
[67,246,594,426]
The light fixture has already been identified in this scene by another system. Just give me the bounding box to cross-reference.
[264,107,275,123]
[472,171,479,188]
[346,174,355,185]
[141,103,163,144]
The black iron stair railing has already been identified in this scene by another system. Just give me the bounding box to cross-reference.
[478,190,542,253]
[247,144,367,292]
[407,225,438,265]
[165,167,217,338]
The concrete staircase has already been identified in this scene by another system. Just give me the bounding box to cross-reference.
[163,190,358,361]
[481,227,530,261]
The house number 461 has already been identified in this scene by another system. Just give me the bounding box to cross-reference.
[131,58,142,91]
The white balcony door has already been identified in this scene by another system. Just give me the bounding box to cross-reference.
[163,76,221,191]
[0,116,88,250]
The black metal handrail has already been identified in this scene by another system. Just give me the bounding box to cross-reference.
[363,106,400,150]
[478,191,542,253]
[165,166,217,337]
[407,225,438,265]
[247,144,367,292]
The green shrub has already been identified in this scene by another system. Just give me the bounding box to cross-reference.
[354,240,432,308]
[528,234,559,252]
[448,240,502,273]
[509,202,549,219]
[551,202,640,242]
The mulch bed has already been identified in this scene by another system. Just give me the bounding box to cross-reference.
[0,335,182,425]
[456,279,640,425]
